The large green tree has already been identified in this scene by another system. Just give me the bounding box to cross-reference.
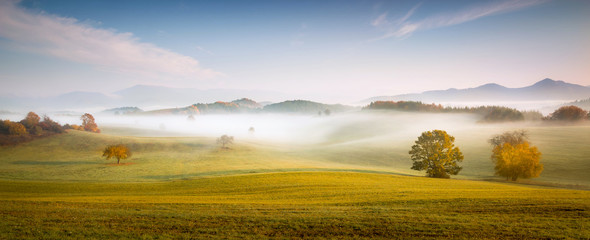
[489,130,543,181]
[409,130,464,178]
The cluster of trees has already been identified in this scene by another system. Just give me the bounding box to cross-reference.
[0,112,65,145]
[63,113,100,133]
[365,101,590,123]
[545,105,589,121]
[365,101,444,112]
[409,129,542,181]
[0,112,100,145]
[364,101,529,122]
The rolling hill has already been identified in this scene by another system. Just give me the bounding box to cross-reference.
[262,100,357,114]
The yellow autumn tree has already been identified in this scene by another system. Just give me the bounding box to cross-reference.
[489,130,543,181]
[8,122,27,136]
[102,144,131,164]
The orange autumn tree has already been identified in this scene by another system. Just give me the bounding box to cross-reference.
[81,113,100,133]
[21,112,41,129]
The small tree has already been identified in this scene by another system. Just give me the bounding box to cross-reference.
[489,130,543,181]
[102,144,131,164]
[409,130,464,178]
[81,113,100,133]
[21,112,41,129]
[217,135,234,149]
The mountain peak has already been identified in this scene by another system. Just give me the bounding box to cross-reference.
[475,83,506,89]
[531,78,564,87]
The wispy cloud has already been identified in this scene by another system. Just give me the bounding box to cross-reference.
[371,13,389,27]
[372,0,547,40]
[0,1,222,81]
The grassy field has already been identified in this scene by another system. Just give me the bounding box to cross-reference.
[1,115,589,188]
[1,172,589,239]
[1,113,589,238]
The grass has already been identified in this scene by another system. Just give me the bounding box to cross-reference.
[1,172,589,239]
[1,114,589,238]
[1,121,590,188]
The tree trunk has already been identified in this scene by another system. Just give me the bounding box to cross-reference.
[117,157,120,164]
[511,175,518,181]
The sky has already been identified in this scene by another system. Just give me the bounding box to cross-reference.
[0,0,589,103]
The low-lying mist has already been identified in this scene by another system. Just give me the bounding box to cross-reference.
[42,111,490,145]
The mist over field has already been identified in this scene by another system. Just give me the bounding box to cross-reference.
[21,111,483,144]
[1,0,589,238]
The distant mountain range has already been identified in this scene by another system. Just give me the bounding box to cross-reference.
[2,78,589,113]
[0,85,288,111]
[359,79,590,104]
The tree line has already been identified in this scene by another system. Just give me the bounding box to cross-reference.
[364,101,590,122]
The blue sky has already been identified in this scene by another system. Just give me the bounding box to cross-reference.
[0,0,588,102]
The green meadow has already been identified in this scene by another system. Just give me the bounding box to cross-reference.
[1,112,589,238]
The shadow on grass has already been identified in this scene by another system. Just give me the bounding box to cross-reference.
[141,168,415,180]
[12,160,96,166]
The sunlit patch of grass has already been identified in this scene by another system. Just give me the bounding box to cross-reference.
[0,172,588,239]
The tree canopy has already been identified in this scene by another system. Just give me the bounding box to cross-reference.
[547,105,588,121]
[409,130,464,178]
[81,113,100,133]
[364,101,526,122]
[489,130,543,181]
[102,144,131,164]
[21,112,41,129]
[217,135,234,149]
